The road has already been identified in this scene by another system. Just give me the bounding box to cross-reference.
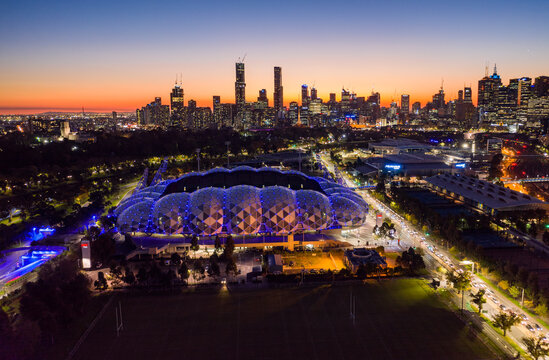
[320,152,547,355]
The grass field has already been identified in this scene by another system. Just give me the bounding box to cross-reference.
[71,279,498,360]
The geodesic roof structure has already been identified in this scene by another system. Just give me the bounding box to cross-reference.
[115,167,368,236]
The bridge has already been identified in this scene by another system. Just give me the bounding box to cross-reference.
[501,177,549,184]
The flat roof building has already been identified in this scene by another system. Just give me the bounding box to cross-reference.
[368,138,432,154]
[364,153,463,177]
[425,174,549,214]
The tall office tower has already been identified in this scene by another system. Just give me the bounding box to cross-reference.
[273,66,283,112]
[301,85,309,107]
[463,87,473,103]
[235,62,246,113]
[456,87,476,127]
[186,99,197,129]
[256,89,268,109]
[288,101,299,125]
[341,88,351,113]
[432,88,445,109]
[170,82,185,125]
[329,93,336,103]
[213,96,222,128]
[478,65,502,114]
[311,87,318,100]
[400,94,410,114]
[517,77,532,106]
[534,76,549,97]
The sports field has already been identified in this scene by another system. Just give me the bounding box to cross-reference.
[72,279,499,360]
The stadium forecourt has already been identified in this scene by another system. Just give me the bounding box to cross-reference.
[114,166,368,251]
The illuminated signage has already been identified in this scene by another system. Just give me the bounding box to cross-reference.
[455,163,466,168]
[385,164,401,170]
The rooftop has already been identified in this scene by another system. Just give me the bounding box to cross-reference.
[425,174,549,211]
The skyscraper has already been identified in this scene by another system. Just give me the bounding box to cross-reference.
[138,97,170,127]
[463,87,473,103]
[311,87,318,101]
[341,89,351,113]
[400,94,410,115]
[213,96,221,128]
[301,85,309,107]
[170,82,185,125]
[273,66,283,113]
[478,65,502,112]
[257,89,268,109]
[534,76,549,97]
[235,62,246,114]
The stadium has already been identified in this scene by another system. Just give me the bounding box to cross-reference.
[114,166,368,249]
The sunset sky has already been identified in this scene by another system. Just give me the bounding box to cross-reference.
[1,0,548,114]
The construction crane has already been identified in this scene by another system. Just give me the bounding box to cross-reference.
[237,53,247,63]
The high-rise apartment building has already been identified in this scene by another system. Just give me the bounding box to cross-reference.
[137,97,170,127]
[213,96,222,128]
[273,66,283,113]
[235,62,246,113]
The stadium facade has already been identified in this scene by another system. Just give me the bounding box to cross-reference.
[115,167,368,240]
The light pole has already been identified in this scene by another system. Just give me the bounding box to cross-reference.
[225,141,231,167]
[196,148,201,172]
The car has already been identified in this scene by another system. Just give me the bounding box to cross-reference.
[535,324,543,331]
[526,324,535,332]
[221,278,227,284]
[520,314,528,321]
[500,304,507,311]
[492,298,499,304]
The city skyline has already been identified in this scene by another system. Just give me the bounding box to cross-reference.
[1,0,548,114]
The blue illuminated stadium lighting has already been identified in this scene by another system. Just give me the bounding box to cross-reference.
[385,164,401,170]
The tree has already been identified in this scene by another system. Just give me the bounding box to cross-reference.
[214,236,221,253]
[498,280,509,291]
[190,235,199,252]
[226,258,238,277]
[192,260,205,281]
[522,336,549,360]
[208,259,221,278]
[509,285,520,298]
[535,303,548,316]
[136,267,149,284]
[493,311,521,337]
[222,236,235,261]
[170,253,182,267]
[396,247,425,274]
[446,270,471,315]
[178,262,189,281]
[123,266,135,286]
[471,289,487,314]
[94,271,108,290]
